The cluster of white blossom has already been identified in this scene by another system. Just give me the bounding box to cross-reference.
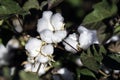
[63,25,99,53]
[23,11,100,76]
[24,11,67,76]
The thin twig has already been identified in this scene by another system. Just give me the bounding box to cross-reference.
[63,40,79,52]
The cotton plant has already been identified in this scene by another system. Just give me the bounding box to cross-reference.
[24,38,54,75]
[63,25,99,53]
[37,11,67,44]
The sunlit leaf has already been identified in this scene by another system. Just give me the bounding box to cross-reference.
[48,0,64,9]
[0,20,4,26]
[82,0,117,25]
[109,54,120,63]
[80,68,96,78]
[23,0,40,11]
[0,0,22,15]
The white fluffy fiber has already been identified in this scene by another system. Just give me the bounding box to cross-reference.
[37,11,66,43]
[51,13,64,30]
[52,30,67,43]
[41,44,54,55]
[36,54,49,63]
[40,30,53,43]
[37,11,54,33]
[63,33,79,53]
[78,26,99,49]
[25,38,42,57]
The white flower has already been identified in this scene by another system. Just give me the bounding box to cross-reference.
[12,18,23,33]
[25,38,42,57]
[63,33,79,53]
[6,38,20,49]
[54,68,74,80]
[78,26,99,49]
[41,44,54,55]
[37,11,66,43]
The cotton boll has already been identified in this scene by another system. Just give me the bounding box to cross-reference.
[12,18,23,33]
[40,30,53,43]
[57,68,74,80]
[41,44,54,55]
[77,26,88,33]
[63,33,78,53]
[6,38,20,49]
[24,63,32,72]
[25,38,42,57]
[38,64,46,76]
[78,26,99,49]
[51,13,64,30]
[52,30,67,43]
[37,11,54,33]
[36,54,49,63]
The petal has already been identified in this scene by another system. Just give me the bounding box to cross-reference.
[41,44,54,55]
[25,38,42,57]
[52,30,67,43]
[37,11,54,33]
[40,29,53,43]
[51,13,64,30]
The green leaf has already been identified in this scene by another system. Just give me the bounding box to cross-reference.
[109,54,120,63]
[80,51,100,72]
[82,0,117,25]
[20,71,39,80]
[114,25,120,34]
[23,0,40,11]
[99,45,107,55]
[66,0,82,7]
[48,0,64,9]
[0,0,22,15]
[80,68,96,78]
